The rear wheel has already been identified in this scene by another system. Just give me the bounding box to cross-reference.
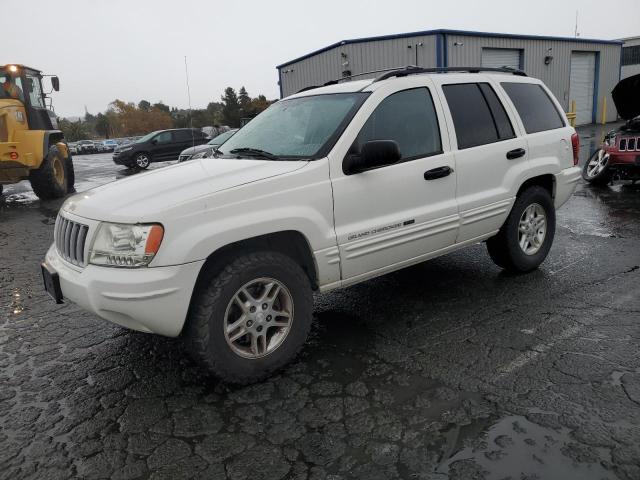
[582,149,612,186]
[184,251,313,384]
[487,186,556,273]
[29,145,70,200]
[134,153,151,169]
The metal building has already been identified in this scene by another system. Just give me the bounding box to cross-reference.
[621,36,640,80]
[276,29,623,125]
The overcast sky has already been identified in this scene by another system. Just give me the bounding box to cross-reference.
[3,0,638,117]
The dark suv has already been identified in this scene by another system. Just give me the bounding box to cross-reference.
[112,129,209,169]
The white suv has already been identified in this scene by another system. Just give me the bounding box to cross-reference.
[42,67,581,383]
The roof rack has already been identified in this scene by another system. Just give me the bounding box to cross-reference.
[373,65,527,82]
[295,65,527,94]
[296,66,411,93]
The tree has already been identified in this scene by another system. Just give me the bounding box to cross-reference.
[95,113,112,139]
[59,119,88,141]
[138,100,152,112]
[238,87,252,118]
[221,87,240,127]
[250,95,272,116]
[153,102,170,114]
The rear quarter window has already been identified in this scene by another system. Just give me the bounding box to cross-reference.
[501,83,565,134]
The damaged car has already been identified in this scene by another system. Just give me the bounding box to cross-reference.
[583,73,640,185]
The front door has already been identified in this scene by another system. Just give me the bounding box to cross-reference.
[330,86,459,283]
[151,131,174,161]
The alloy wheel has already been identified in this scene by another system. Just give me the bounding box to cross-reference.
[136,154,150,168]
[586,150,609,178]
[223,278,294,359]
[518,203,547,255]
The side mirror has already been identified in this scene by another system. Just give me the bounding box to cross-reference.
[151,139,158,145]
[51,76,60,92]
[344,140,401,174]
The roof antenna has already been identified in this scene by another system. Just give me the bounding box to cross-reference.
[184,55,195,149]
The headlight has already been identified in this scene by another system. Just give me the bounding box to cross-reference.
[192,148,214,159]
[118,146,133,152]
[89,222,164,267]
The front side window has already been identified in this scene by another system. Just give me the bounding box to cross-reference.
[0,72,25,101]
[353,88,442,161]
[25,73,45,108]
[155,131,172,144]
[501,82,565,134]
[218,93,368,159]
[443,83,514,149]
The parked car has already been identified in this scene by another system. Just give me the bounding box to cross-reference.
[94,141,106,153]
[582,73,640,186]
[112,129,208,169]
[178,129,238,162]
[67,142,78,155]
[101,140,118,152]
[76,139,96,154]
[43,67,581,383]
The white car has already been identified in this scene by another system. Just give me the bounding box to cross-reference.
[42,67,581,383]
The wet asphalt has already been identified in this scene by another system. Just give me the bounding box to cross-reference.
[0,124,639,480]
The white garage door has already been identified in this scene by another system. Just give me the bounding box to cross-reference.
[481,48,521,69]
[569,52,596,125]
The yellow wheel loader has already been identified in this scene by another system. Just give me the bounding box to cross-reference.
[0,64,74,199]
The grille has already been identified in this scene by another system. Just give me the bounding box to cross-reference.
[55,215,89,266]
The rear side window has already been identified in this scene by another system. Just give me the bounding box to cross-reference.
[174,130,194,142]
[355,88,442,161]
[442,83,515,149]
[501,82,565,133]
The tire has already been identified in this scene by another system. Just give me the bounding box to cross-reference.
[487,186,556,273]
[29,145,69,200]
[582,149,612,186]
[184,251,313,384]
[66,155,76,193]
[134,152,151,170]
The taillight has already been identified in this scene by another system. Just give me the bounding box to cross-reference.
[571,132,579,166]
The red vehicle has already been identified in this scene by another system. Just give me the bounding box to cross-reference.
[583,73,640,185]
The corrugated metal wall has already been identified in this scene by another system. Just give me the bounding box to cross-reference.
[279,36,436,97]
[446,34,621,122]
[278,33,621,123]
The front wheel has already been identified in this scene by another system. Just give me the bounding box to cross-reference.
[29,145,70,200]
[134,153,151,169]
[487,186,556,273]
[184,251,313,384]
[582,149,612,186]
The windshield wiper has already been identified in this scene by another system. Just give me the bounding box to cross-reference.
[229,147,279,160]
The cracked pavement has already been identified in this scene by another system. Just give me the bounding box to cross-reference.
[1,125,639,479]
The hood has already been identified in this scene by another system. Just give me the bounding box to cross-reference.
[63,158,308,222]
[612,73,640,121]
[180,143,213,156]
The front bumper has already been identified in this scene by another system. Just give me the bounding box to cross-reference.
[112,150,134,165]
[44,244,204,337]
[554,166,581,208]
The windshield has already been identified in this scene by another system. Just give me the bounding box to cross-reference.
[136,131,159,143]
[218,93,368,159]
[207,130,236,145]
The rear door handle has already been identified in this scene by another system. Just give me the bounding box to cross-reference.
[424,166,453,180]
[506,148,526,160]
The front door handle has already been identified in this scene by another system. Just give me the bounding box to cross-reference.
[424,166,453,180]
[506,148,526,160]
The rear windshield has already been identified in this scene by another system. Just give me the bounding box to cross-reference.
[501,83,565,134]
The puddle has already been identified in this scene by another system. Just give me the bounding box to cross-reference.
[437,415,617,479]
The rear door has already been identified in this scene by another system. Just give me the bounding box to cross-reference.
[437,80,528,242]
[172,130,197,159]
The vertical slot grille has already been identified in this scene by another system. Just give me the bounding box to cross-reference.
[54,215,89,267]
